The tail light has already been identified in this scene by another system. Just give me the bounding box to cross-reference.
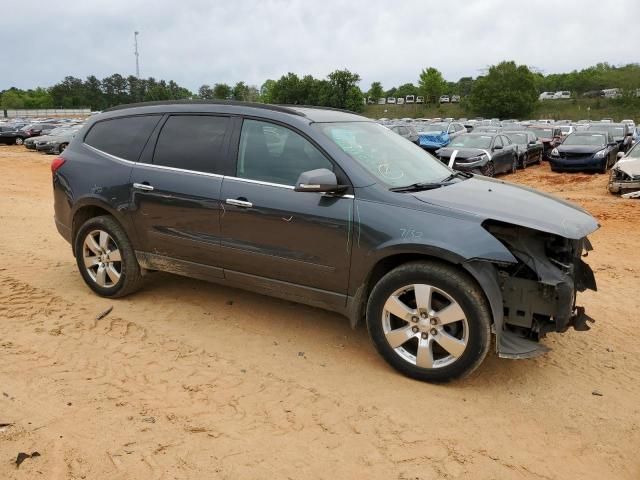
[51,157,66,173]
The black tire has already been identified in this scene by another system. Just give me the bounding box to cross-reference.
[74,215,143,298]
[520,152,528,169]
[480,160,495,177]
[599,158,607,174]
[15,137,24,145]
[366,261,492,383]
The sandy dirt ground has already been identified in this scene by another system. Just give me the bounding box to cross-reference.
[0,145,638,479]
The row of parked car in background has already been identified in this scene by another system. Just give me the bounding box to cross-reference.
[1,110,638,198]
[381,116,640,196]
[367,94,461,105]
[0,117,85,154]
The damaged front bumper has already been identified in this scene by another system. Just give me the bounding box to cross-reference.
[479,222,597,359]
[609,160,640,194]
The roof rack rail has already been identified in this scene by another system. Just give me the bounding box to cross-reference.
[104,99,306,117]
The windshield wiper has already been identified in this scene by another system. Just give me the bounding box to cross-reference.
[440,170,473,182]
[389,182,447,192]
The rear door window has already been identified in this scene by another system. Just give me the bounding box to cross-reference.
[153,115,230,174]
[84,115,161,162]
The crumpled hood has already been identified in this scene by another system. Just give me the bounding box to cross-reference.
[411,176,599,239]
[615,157,640,178]
[436,147,488,160]
[557,145,603,154]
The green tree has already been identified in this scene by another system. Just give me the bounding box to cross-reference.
[468,61,538,118]
[418,67,446,104]
[198,84,214,99]
[0,90,25,109]
[212,83,232,99]
[232,81,249,101]
[325,69,363,112]
[367,82,384,102]
[260,79,276,103]
[395,83,417,99]
[271,73,302,104]
[84,76,104,109]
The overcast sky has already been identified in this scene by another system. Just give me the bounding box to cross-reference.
[3,0,639,92]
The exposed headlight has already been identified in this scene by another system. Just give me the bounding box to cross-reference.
[551,148,559,156]
[594,149,606,159]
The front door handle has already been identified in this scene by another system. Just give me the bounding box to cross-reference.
[133,182,154,191]
[226,198,253,208]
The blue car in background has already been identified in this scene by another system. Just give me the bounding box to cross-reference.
[416,121,466,151]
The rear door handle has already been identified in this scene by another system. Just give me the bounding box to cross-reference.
[226,198,253,208]
[133,182,154,191]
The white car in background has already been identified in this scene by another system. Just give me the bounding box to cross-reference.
[377,98,386,105]
[558,125,576,137]
[622,119,637,140]
[416,96,424,104]
[439,95,450,103]
[396,97,405,105]
[538,92,555,100]
[386,97,396,104]
[405,95,415,104]
[554,91,571,99]
[451,95,461,103]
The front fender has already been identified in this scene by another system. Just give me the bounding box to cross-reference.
[348,200,517,296]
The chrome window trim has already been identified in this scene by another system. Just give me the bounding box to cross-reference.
[224,176,295,190]
[84,143,136,165]
[136,161,224,179]
[84,143,355,198]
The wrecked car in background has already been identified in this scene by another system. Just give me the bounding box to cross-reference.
[609,143,640,196]
[416,121,466,151]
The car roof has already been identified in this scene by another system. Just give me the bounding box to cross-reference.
[103,100,368,123]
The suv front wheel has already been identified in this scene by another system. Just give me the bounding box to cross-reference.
[366,261,491,382]
[74,215,143,297]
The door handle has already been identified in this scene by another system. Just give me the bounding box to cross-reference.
[133,182,154,191]
[226,198,253,208]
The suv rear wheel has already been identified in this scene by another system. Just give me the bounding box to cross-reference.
[366,261,491,382]
[74,215,143,297]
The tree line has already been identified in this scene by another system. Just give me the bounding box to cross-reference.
[2,62,638,118]
[0,69,365,113]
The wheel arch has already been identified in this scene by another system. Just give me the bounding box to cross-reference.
[71,198,130,255]
[346,248,500,331]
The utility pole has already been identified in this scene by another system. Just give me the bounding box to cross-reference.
[134,31,140,78]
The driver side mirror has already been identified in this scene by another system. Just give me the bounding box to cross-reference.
[294,168,348,194]
[493,144,503,150]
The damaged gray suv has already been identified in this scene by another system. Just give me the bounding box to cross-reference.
[51,101,598,382]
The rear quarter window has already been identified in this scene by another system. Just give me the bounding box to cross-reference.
[84,115,161,162]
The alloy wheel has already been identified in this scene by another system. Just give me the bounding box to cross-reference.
[15,137,24,145]
[82,229,122,288]
[382,284,469,369]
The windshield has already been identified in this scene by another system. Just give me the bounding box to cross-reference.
[529,128,552,138]
[589,125,624,137]
[315,122,452,187]
[627,144,640,158]
[504,133,528,145]
[448,135,493,149]
[421,122,448,133]
[562,134,606,146]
